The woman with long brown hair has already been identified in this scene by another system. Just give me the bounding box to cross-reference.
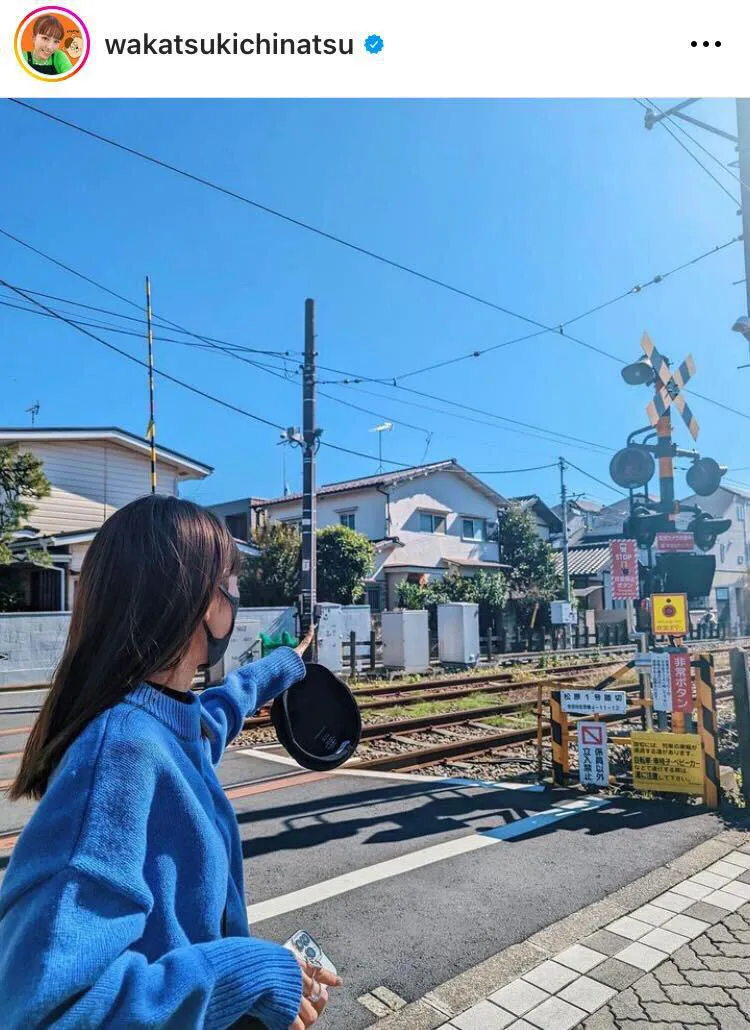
[0,494,340,1028]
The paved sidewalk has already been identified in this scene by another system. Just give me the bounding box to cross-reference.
[438,840,750,1030]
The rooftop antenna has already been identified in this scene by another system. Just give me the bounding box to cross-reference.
[370,421,393,472]
[26,401,40,426]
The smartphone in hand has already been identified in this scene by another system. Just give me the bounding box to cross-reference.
[283,929,337,976]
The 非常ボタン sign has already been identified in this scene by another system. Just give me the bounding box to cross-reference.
[631,731,703,794]
[610,539,639,600]
[561,689,628,716]
[578,722,609,786]
[655,532,695,553]
[670,651,693,713]
[651,593,689,636]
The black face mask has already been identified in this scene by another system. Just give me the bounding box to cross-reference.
[203,586,240,669]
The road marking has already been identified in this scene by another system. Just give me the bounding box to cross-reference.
[247,833,495,923]
[480,796,610,840]
[247,797,613,923]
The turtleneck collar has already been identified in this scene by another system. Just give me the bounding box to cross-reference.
[124,682,203,740]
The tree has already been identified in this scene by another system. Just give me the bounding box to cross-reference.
[0,446,51,565]
[317,525,375,605]
[239,520,301,607]
[497,503,560,625]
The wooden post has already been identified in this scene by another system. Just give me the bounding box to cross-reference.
[730,648,750,804]
[370,630,377,672]
[536,680,545,780]
[550,690,569,785]
[696,654,720,809]
[349,631,357,681]
[486,630,493,663]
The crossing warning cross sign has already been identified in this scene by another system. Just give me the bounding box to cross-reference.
[640,332,699,441]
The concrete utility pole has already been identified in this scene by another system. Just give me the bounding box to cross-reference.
[736,100,750,334]
[300,298,317,636]
[145,276,157,494]
[559,457,571,604]
[559,457,572,649]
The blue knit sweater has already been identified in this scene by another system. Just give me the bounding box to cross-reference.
[0,647,308,1030]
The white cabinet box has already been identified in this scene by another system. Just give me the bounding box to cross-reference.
[437,602,480,666]
[381,610,430,673]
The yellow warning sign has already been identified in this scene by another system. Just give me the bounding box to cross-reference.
[631,731,704,795]
[650,593,689,636]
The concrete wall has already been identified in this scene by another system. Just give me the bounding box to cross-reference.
[0,606,296,687]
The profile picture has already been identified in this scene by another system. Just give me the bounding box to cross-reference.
[15,7,90,82]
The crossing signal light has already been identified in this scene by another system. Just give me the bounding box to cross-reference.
[610,445,655,489]
[623,506,666,548]
[685,457,727,497]
[687,511,732,552]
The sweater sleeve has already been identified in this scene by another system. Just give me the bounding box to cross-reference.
[0,867,302,1030]
[199,647,306,760]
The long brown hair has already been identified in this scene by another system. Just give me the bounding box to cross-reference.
[9,494,240,801]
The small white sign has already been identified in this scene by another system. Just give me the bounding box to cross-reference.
[561,689,627,715]
[550,600,577,625]
[650,652,672,712]
[578,721,609,786]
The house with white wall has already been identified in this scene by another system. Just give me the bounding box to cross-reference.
[677,485,750,632]
[250,459,508,610]
[1,427,215,611]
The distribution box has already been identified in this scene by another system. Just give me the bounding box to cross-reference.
[437,602,480,666]
[381,610,430,673]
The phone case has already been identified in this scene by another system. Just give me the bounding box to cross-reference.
[283,929,337,975]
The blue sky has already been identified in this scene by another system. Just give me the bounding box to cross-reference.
[1,98,747,510]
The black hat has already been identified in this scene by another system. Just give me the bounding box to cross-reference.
[270,663,362,771]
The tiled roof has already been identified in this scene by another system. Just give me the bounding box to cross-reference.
[554,545,611,577]
[257,459,506,507]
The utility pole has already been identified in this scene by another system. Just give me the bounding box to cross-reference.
[736,100,750,343]
[301,298,318,638]
[145,276,157,494]
[559,457,572,648]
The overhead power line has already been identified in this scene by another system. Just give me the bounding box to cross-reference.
[0,278,414,469]
[8,99,560,336]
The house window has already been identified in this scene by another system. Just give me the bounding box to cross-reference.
[461,517,485,541]
[720,543,726,563]
[419,511,446,534]
[225,513,248,541]
[738,505,745,522]
[280,518,302,532]
[339,512,356,530]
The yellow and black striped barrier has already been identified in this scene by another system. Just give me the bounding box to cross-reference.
[549,690,569,786]
[696,654,719,809]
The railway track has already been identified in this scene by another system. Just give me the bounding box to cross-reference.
[0,687,737,857]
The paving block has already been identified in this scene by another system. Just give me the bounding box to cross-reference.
[720,879,750,901]
[650,891,694,914]
[554,944,607,974]
[704,890,746,912]
[581,930,633,957]
[706,859,746,879]
[451,1000,516,1030]
[691,870,732,890]
[522,995,587,1030]
[642,1001,717,1024]
[683,901,728,924]
[671,879,713,901]
[557,975,617,1014]
[628,903,673,927]
[616,941,668,972]
[521,961,578,994]
[605,916,653,941]
[728,850,750,868]
[660,914,710,939]
[372,985,407,1011]
[588,958,644,991]
[506,1023,537,1030]
[488,980,549,1017]
[638,927,690,955]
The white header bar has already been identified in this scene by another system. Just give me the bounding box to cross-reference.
[3,1,748,98]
